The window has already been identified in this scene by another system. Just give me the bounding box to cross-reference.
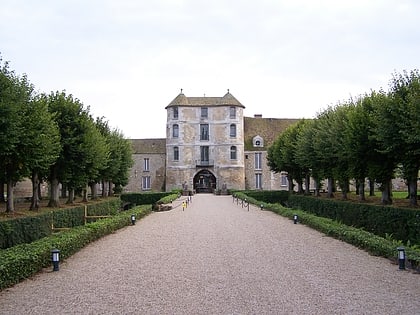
[255,173,262,189]
[253,135,264,147]
[173,124,179,138]
[174,147,179,161]
[173,107,178,119]
[230,146,237,160]
[200,146,209,162]
[255,152,262,170]
[143,158,149,171]
[201,107,208,118]
[230,124,236,138]
[142,176,151,190]
[200,124,209,140]
[281,173,288,187]
[230,106,236,119]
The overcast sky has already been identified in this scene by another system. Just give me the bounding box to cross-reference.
[1,0,419,139]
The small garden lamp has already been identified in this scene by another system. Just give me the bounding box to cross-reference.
[397,247,406,270]
[293,214,298,224]
[260,204,264,210]
[131,214,136,225]
[51,248,60,272]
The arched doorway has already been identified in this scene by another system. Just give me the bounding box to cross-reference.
[194,170,216,193]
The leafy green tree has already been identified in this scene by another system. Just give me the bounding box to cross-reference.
[22,94,61,210]
[369,90,396,204]
[386,70,420,206]
[47,91,90,207]
[0,57,34,212]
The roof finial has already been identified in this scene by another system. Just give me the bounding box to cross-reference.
[227,89,230,94]
[180,88,183,94]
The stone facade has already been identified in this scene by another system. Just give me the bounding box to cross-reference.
[125,91,299,193]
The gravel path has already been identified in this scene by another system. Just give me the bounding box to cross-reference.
[0,194,419,314]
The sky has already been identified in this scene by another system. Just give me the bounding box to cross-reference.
[1,0,419,139]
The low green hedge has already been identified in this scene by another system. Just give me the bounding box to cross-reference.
[0,198,121,249]
[121,192,173,206]
[287,195,420,245]
[0,205,151,291]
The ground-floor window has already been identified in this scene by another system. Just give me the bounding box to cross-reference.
[255,173,262,189]
[142,176,151,190]
[280,172,288,187]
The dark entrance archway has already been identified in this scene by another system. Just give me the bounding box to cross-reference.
[194,170,216,193]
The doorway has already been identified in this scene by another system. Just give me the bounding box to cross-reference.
[194,170,216,193]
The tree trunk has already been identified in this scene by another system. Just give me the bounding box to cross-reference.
[48,178,60,207]
[0,180,5,203]
[380,180,393,205]
[369,179,375,196]
[305,173,310,195]
[66,189,75,204]
[61,183,67,198]
[314,178,321,197]
[30,171,40,210]
[82,185,88,202]
[108,181,113,196]
[6,180,14,212]
[407,177,418,206]
[287,175,294,193]
[296,178,304,194]
[90,182,98,200]
[327,177,334,198]
[102,180,108,197]
[358,178,366,201]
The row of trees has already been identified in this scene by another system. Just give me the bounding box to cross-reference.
[268,70,420,206]
[0,55,133,212]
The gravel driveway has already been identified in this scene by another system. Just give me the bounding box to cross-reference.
[0,194,419,314]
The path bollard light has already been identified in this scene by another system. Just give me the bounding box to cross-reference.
[397,247,406,270]
[260,204,264,210]
[293,214,298,224]
[131,214,136,225]
[51,249,60,271]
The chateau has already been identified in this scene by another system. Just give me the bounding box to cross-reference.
[125,91,299,193]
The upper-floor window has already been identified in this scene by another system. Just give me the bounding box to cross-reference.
[200,146,209,162]
[229,106,236,119]
[173,124,179,138]
[253,135,264,147]
[230,146,237,160]
[174,147,179,161]
[201,107,208,118]
[255,152,262,170]
[230,124,236,138]
[200,124,209,141]
[143,158,149,171]
[173,107,178,119]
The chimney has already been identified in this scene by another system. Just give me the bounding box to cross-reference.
[254,114,262,118]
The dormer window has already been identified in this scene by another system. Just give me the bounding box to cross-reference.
[253,135,264,147]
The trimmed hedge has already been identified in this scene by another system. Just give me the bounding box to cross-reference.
[0,205,151,291]
[121,192,173,206]
[0,198,121,249]
[237,190,289,204]
[287,195,420,245]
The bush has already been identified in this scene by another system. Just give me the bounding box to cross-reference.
[0,198,121,249]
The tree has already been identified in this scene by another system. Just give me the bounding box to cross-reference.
[387,70,420,206]
[22,94,61,210]
[0,57,34,212]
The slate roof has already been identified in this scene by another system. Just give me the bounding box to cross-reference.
[166,90,244,108]
[130,138,166,154]
[244,117,301,151]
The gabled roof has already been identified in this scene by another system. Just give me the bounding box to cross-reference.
[166,90,244,108]
[130,138,166,154]
[244,117,300,151]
